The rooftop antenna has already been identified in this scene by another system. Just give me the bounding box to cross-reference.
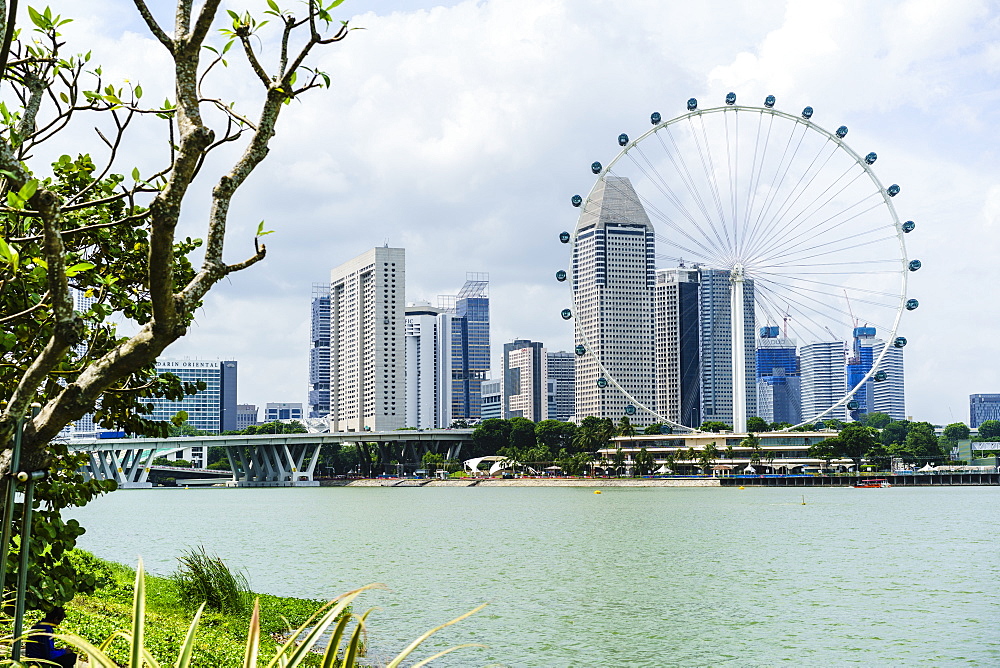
[782,304,793,339]
[383,238,389,248]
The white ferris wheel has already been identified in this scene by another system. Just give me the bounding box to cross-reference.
[558,93,920,432]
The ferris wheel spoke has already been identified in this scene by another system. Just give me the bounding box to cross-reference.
[661,124,732,258]
[753,196,886,263]
[692,114,733,254]
[654,237,718,265]
[624,150,728,258]
[742,121,809,259]
[752,271,902,299]
[755,281,852,342]
[601,169,723,260]
[757,280,896,342]
[756,276,899,316]
[741,111,775,255]
[726,110,740,255]
[760,230,899,268]
[742,139,841,261]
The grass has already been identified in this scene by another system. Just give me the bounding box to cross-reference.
[172,545,250,615]
[58,551,329,667]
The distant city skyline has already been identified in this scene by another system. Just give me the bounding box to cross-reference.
[70,2,999,425]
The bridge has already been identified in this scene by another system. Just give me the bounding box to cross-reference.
[67,429,473,488]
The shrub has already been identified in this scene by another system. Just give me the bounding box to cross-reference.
[171,546,249,615]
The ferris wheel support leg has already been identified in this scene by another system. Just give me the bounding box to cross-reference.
[731,266,747,434]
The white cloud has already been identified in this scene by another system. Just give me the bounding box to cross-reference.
[39,0,1000,425]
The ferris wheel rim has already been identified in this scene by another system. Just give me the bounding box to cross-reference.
[569,99,912,432]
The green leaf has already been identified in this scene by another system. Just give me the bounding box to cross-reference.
[267,0,280,11]
[0,237,19,272]
[256,221,274,237]
[227,9,240,20]
[132,167,140,181]
[18,178,38,201]
[27,5,45,28]
[134,85,142,99]
[65,262,96,277]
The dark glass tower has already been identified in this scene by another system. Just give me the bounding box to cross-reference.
[308,283,331,417]
[447,274,490,422]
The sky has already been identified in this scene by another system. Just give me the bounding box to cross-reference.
[37,0,1000,425]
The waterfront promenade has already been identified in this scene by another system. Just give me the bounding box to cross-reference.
[322,472,999,487]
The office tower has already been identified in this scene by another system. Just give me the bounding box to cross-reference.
[148,359,238,433]
[503,340,548,421]
[698,268,756,428]
[845,326,876,418]
[800,342,847,423]
[404,303,453,429]
[236,404,258,430]
[329,247,405,431]
[441,274,490,422]
[573,175,656,425]
[546,351,575,421]
[654,268,700,427]
[970,394,1000,428]
[265,402,303,421]
[480,379,502,421]
[308,283,331,417]
[872,340,905,420]
[756,327,801,425]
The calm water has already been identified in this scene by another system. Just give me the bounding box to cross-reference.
[68,486,1000,666]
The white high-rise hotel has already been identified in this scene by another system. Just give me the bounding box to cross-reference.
[573,176,656,425]
[329,247,405,431]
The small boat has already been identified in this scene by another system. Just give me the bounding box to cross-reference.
[854,478,891,488]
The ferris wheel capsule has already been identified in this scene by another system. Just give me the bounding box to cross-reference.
[764,94,776,108]
[687,98,698,111]
[865,152,877,164]
[874,370,888,382]
[561,308,572,320]
[908,259,921,271]
[575,344,586,356]
[591,161,602,174]
[596,377,608,388]
[571,194,582,207]
[894,336,907,348]
[651,111,662,125]
[847,399,860,411]
[559,231,570,243]
[624,405,637,416]
[905,298,918,310]
[887,184,900,197]
[802,106,814,119]
[836,126,848,138]
[618,133,629,146]
[725,92,736,105]
[902,220,915,233]
[555,270,567,282]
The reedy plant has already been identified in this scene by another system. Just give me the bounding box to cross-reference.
[171,546,250,615]
[51,560,484,668]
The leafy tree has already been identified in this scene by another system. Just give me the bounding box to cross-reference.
[942,422,970,441]
[723,444,735,460]
[895,422,945,464]
[508,416,536,451]
[698,442,719,474]
[746,416,769,433]
[611,447,626,476]
[469,418,511,457]
[976,419,1000,440]
[421,451,444,475]
[741,433,762,465]
[241,420,306,435]
[643,422,669,435]
[807,440,838,469]
[535,420,576,453]
[556,451,593,476]
[633,448,655,476]
[616,416,636,437]
[831,422,879,471]
[449,419,471,428]
[865,444,892,471]
[573,416,613,453]
[769,421,792,431]
[700,421,730,433]
[861,412,892,429]
[880,420,912,449]
[0,0,354,610]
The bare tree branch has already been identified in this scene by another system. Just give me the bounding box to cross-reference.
[132,0,175,54]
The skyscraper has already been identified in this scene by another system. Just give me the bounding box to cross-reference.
[503,339,547,421]
[308,283,331,418]
[871,340,905,420]
[800,341,847,424]
[148,359,238,433]
[698,268,756,428]
[442,274,490,422]
[404,303,452,429]
[329,247,405,431]
[654,267,700,427]
[756,327,801,425]
[845,326,876,419]
[546,351,575,421]
[573,175,656,425]
[970,394,1000,428]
